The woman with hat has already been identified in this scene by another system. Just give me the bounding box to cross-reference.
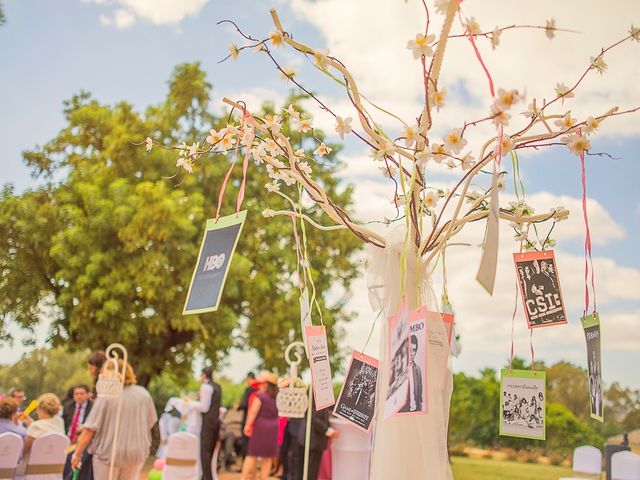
[241,370,279,480]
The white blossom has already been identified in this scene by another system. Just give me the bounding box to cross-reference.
[407,33,435,59]
[545,18,556,39]
[145,137,153,152]
[584,116,600,135]
[297,161,312,176]
[176,157,193,174]
[562,134,591,155]
[229,44,239,60]
[590,55,607,75]
[554,112,576,130]
[555,83,575,101]
[495,88,520,111]
[335,116,353,139]
[269,31,284,47]
[423,191,438,210]
[491,27,501,50]
[314,142,332,157]
[443,128,467,154]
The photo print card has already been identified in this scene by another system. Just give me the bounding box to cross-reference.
[500,369,546,440]
[426,310,452,390]
[513,250,567,328]
[183,211,247,315]
[305,325,335,410]
[582,313,603,422]
[334,351,379,432]
[383,299,410,420]
[396,308,428,416]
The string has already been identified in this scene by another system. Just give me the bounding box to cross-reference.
[457,5,495,98]
[236,112,255,214]
[215,160,237,220]
[530,328,536,372]
[508,275,519,372]
[297,185,324,325]
[361,309,384,355]
[579,131,597,315]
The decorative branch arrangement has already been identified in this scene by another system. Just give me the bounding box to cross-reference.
[145,1,639,275]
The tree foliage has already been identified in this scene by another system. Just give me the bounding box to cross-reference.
[0,63,361,385]
[0,347,93,401]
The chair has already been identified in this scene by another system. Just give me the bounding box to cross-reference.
[0,432,24,480]
[612,451,640,480]
[163,432,200,480]
[24,432,69,479]
[559,445,602,479]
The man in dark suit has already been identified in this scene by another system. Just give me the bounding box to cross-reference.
[63,384,93,479]
[200,366,222,480]
[399,335,423,413]
[295,402,338,480]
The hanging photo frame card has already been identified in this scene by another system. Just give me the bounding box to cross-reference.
[426,310,452,390]
[582,313,604,422]
[183,211,247,315]
[396,308,428,416]
[383,299,410,420]
[513,250,567,329]
[500,369,546,440]
[334,351,379,432]
[305,325,335,410]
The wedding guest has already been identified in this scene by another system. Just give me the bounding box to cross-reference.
[87,351,107,396]
[16,393,65,476]
[0,397,26,438]
[295,401,338,480]
[62,385,93,480]
[238,371,257,460]
[71,360,157,479]
[199,366,222,480]
[241,372,279,480]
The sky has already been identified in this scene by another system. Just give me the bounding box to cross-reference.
[1,0,639,389]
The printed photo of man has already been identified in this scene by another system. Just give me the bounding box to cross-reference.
[399,335,423,413]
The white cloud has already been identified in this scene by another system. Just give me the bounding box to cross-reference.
[87,0,209,28]
[114,8,136,29]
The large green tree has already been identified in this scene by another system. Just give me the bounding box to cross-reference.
[0,63,361,384]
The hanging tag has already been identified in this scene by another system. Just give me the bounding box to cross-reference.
[300,288,312,343]
[426,310,452,390]
[395,307,429,416]
[513,250,567,328]
[476,165,500,294]
[499,369,546,440]
[333,351,379,432]
[183,211,247,315]
[304,325,335,410]
[382,299,410,420]
[581,313,603,422]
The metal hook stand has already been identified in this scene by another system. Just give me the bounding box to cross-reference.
[104,343,128,480]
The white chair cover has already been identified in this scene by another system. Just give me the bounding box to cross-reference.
[0,432,24,480]
[163,432,200,480]
[559,445,602,480]
[366,227,453,480]
[612,451,640,480]
[25,432,69,480]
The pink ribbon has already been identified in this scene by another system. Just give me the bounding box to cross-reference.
[579,130,597,315]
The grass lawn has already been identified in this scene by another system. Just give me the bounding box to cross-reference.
[451,456,574,479]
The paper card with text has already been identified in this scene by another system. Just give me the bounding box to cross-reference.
[514,250,567,329]
[582,313,604,422]
[383,298,410,420]
[395,308,429,416]
[500,369,546,440]
[334,351,379,432]
[305,325,335,410]
[183,211,246,315]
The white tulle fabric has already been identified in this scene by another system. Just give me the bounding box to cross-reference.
[366,226,453,480]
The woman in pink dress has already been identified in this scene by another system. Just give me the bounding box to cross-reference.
[241,371,279,480]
